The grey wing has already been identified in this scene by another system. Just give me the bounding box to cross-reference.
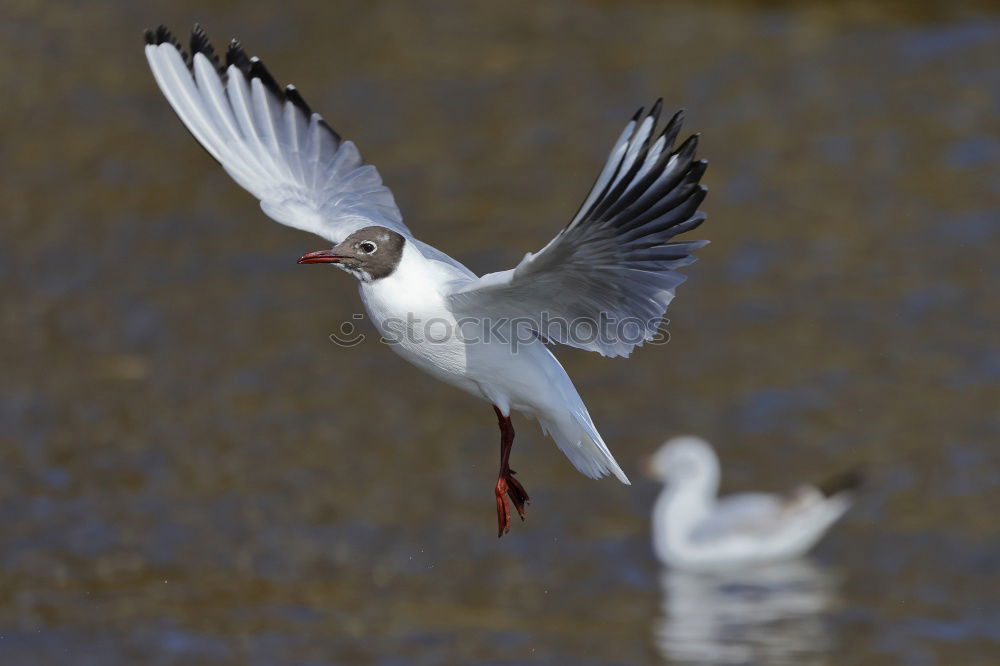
[447,100,708,357]
[144,25,410,244]
[689,493,787,544]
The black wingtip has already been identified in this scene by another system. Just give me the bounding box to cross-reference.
[155,25,177,47]
[673,133,699,160]
[145,25,190,66]
[630,106,645,124]
[166,28,342,143]
[156,25,173,45]
[658,110,684,148]
[285,85,313,116]
[226,38,252,72]
[689,160,709,182]
[190,24,214,58]
[649,98,663,124]
[665,109,685,126]
[189,23,225,75]
[248,56,284,99]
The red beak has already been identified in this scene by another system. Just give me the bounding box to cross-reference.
[297,249,346,264]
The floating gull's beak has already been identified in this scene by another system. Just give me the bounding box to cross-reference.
[642,455,657,478]
[297,249,346,264]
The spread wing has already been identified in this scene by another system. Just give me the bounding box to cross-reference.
[446,100,708,357]
[143,24,409,244]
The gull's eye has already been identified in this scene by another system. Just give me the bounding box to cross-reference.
[359,241,377,254]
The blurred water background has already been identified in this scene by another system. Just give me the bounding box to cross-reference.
[1,1,998,664]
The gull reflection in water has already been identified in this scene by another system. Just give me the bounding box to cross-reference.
[654,559,840,666]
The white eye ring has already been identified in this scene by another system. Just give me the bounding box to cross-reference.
[359,241,377,254]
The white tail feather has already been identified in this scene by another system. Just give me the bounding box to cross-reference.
[541,411,630,484]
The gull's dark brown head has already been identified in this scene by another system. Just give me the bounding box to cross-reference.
[297,226,406,282]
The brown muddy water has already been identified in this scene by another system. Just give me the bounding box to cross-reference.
[1,1,997,664]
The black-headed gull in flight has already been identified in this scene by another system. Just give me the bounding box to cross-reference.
[144,25,709,536]
[648,437,862,569]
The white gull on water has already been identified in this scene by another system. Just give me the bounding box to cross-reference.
[144,24,709,536]
[648,436,861,569]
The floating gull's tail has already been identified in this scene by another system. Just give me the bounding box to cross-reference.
[815,466,865,498]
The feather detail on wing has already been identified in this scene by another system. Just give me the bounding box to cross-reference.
[143,24,409,244]
[447,100,708,357]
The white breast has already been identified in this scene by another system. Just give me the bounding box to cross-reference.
[359,243,479,394]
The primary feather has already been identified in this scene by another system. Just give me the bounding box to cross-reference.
[447,101,708,357]
[144,24,409,244]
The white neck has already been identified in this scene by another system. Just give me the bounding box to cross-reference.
[651,463,720,565]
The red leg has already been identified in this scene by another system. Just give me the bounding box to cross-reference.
[493,405,530,537]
